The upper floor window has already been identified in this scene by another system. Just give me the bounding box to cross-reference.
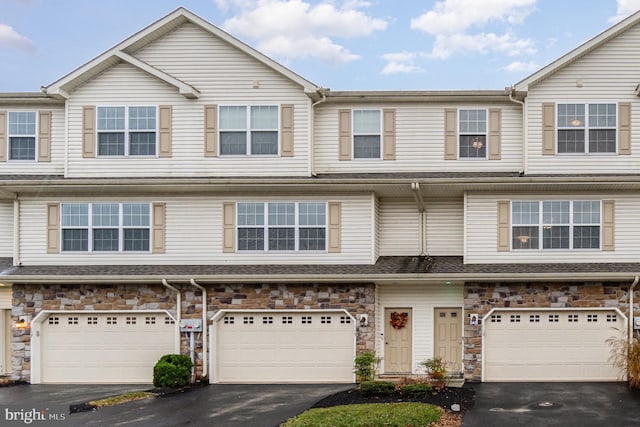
[97,106,157,156]
[557,104,616,154]
[511,200,600,250]
[459,109,487,159]
[61,202,151,252]
[8,112,36,160]
[236,202,326,251]
[219,105,278,155]
[353,110,381,159]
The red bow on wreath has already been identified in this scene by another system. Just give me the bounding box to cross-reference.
[390,312,408,329]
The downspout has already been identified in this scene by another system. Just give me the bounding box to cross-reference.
[161,279,181,355]
[13,195,20,267]
[508,87,526,175]
[189,279,208,379]
[310,88,328,177]
[629,276,639,346]
[411,182,426,256]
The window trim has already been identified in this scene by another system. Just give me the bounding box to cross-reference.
[95,105,158,157]
[556,102,618,155]
[7,110,38,162]
[236,201,328,252]
[352,109,382,160]
[60,202,152,253]
[218,104,280,156]
[457,108,488,160]
[510,200,602,251]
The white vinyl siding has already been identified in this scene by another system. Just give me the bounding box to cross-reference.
[525,22,640,174]
[0,202,12,257]
[315,103,521,173]
[18,194,373,265]
[0,287,11,309]
[66,23,310,178]
[465,192,640,263]
[379,199,421,256]
[426,199,464,256]
[376,284,463,375]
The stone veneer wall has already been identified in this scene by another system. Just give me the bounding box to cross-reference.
[11,283,375,382]
[462,282,636,382]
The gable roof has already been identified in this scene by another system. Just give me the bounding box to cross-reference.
[43,7,320,99]
[514,9,640,91]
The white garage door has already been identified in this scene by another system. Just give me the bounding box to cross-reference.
[216,311,355,383]
[484,310,624,381]
[41,312,175,383]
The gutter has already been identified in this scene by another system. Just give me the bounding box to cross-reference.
[508,87,527,175]
[189,279,208,379]
[411,183,426,256]
[630,276,639,346]
[13,195,20,267]
[161,279,181,354]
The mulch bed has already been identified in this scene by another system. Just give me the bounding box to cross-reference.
[312,385,475,413]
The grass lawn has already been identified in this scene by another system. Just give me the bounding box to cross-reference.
[281,402,443,427]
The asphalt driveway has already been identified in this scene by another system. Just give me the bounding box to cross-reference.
[65,383,353,427]
[463,382,640,427]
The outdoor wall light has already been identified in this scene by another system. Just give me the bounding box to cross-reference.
[357,314,368,327]
[15,314,31,329]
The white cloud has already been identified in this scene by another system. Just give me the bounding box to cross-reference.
[380,52,423,75]
[0,23,34,52]
[217,0,387,64]
[609,0,640,22]
[410,0,537,60]
[503,60,538,73]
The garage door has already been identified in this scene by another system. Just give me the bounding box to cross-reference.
[216,311,355,383]
[41,312,175,383]
[484,310,623,381]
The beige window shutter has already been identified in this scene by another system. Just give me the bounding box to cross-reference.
[383,109,396,160]
[542,102,555,155]
[280,104,294,157]
[0,111,6,162]
[204,105,218,157]
[223,202,235,253]
[618,102,631,155]
[497,201,510,252]
[152,203,166,254]
[488,108,502,160]
[82,106,96,158]
[338,109,352,161]
[328,202,341,253]
[444,108,457,160]
[602,200,615,251]
[158,106,172,158]
[38,111,52,162]
[47,203,60,254]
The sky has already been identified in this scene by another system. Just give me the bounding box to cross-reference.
[1,0,640,92]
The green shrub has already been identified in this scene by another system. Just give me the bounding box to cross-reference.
[153,354,193,388]
[419,357,448,390]
[354,351,380,383]
[399,382,433,398]
[360,380,396,397]
[607,331,640,390]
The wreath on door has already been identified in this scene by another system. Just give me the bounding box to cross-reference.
[390,312,409,329]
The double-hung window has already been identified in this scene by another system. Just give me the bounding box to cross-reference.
[96,106,157,156]
[219,105,278,155]
[353,110,381,159]
[557,103,616,153]
[61,202,151,252]
[511,200,600,250]
[237,202,326,251]
[459,109,487,159]
[8,112,36,160]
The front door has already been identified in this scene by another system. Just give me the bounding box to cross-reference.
[384,308,412,373]
[434,308,462,372]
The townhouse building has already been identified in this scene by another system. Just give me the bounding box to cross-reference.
[1,7,640,384]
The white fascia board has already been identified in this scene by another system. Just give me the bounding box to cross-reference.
[514,9,640,92]
[114,52,200,99]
